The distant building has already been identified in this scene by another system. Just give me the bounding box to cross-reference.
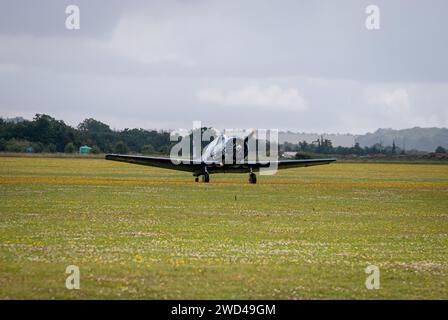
[282,151,297,158]
[79,145,92,154]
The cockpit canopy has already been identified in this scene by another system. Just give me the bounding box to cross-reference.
[202,134,247,164]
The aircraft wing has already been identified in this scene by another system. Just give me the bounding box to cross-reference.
[105,154,202,173]
[106,154,336,174]
[238,158,336,172]
[273,158,337,169]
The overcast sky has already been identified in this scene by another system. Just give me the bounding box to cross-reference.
[0,0,447,133]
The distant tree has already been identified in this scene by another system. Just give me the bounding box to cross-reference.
[435,146,447,153]
[91,145,101,154]
[5,139,30,152]
[0,138,6,151]
[77,118,111,133]
[43,143,57,153]
[158,145,172,155]
[64,142,76,153]
[312,136,333,154]
[352,142,363,155]
[298,140,309,151]
[392,140,397,154]
[141,144,155,155]
[1,114,176,155]
[114,141,128,154]
[294,152,312,159]
[77,118,114,153]
[31,114,74,152]
[282,142,299,152]
[31,142,44,153]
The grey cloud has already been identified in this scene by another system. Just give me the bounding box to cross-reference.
[0,0,447,133]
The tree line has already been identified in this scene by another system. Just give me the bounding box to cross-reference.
[281,136,447,157]
[0,114,173,154]
[1,115,446,156]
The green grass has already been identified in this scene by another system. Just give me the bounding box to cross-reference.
[0,157,447,299]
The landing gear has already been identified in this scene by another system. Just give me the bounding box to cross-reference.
[194,169,210,183]
[249,172,257,184]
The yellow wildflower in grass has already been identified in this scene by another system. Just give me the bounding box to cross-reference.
[0,157,447,299]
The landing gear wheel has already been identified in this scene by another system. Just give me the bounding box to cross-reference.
[249,172,257,184]
[202,173,210,183]
[194,177,199,182]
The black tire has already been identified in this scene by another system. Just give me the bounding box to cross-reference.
[249,173,257,184]
[202,173,210,183]
[194,177,199,182]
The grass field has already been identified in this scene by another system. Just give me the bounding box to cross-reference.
[0,156,447,299]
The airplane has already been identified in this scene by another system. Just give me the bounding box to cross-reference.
[105,130,336,184]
